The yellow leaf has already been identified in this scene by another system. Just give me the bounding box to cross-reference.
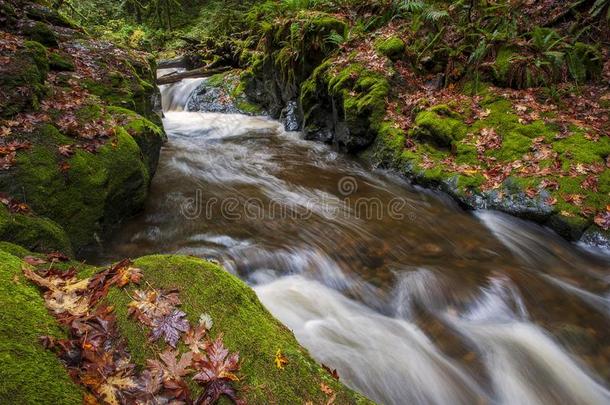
[274,349,288,369]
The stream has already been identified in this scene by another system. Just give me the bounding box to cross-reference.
[89,75,610,405]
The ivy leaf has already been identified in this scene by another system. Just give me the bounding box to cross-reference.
[150,309,190,348]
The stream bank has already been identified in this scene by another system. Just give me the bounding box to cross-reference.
[173,6,610,251]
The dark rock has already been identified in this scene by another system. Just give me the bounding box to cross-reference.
[280,101,300,131]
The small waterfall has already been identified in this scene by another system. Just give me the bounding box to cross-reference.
[159,77,206,112]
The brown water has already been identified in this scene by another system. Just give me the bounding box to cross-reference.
[89,78,610,405]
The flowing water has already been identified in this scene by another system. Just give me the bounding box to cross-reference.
[90,77,610,404]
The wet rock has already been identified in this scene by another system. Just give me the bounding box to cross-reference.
[579,226,610,251]
[280,100,300,131]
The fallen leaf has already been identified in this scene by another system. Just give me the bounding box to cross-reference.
[23,256,47,266]
[150,309,190,348]
[147,348,193,383]
[274,349,288,370]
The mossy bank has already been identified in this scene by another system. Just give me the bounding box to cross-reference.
[0,0,165,254]
[0,243,370,404]
[173,5,609,250]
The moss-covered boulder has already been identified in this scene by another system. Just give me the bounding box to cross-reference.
[22,21,58,47]
[0,248,83,404]
[412,105,467,147]
[0,38,49,118]
[48,51,75,71]
[0,204,72,254]
[375,36,406,61]
[105,254,369,404]
[186,70,264,115]
[243,11,348,117]
[301,62,389,151]
[0,120,159,251]
[0,247,369,404]
[0,2,165,253]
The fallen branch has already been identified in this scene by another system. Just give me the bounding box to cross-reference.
[156,66,232,85]
[157,55,190,69]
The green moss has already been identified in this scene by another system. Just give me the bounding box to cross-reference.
[83,74,134,110]
[0,204,72,254]
[22,22,58,47]
[493,46,517,85]
[375,36,406,60]
[327,64,389,134]
[0,250,83,404]
[552,131,610,164]
[48,52,75,71]
[489,131,531,161]
[9,124,149,250]
[0,241,31,258]
[107,106,166,174]
[24,41,49,77]
[0,41,48,117]
[106,255,369,404]
[412,107,467,147]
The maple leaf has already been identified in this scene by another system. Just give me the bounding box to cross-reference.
[184,323,208,354]
[192,335,241,404]
[198,313,213,331]
[564,194,585,206]
[147,349,193,383]
[594,212,610,230]
[524,187,538,198]
[44,289,90,317]
[47,251,70,262]
[128,289,181,326]
[58,144,74,157]
[274,349,288,370]
[134,369,163,404]
[150,309,190,347]
[96,371,138,405]
[581,176,599,192]
[322,364,339,380]
[539,179,559,191]
[111,265,143,287]
[320,383,336,405]
[193,335,240,383]
[23,256,47,266]
[59,161,71,173]
[194,379,243,405]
